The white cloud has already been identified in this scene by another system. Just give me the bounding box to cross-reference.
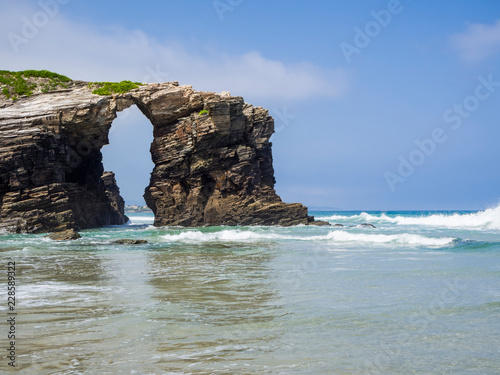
[0,1,348,100]
[451,19,500,62]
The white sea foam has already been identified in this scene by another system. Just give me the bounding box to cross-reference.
[162,229,453,247]
[318,204,500,230]
[162,230,294,243]
[316,231,455,247]
[16,282,117,307]
[128,216,155,224]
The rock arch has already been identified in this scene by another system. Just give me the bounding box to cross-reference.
[0,81,313,233]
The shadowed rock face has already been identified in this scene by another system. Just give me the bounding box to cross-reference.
[0,81,312,233]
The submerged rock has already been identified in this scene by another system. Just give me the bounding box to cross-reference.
[0,75,321,233]
[112,239,148,245]
[360,223,376,228]
[332,223,376,228]
[45,229,81,241]
[307,216,331,226]
[309,221,331,226]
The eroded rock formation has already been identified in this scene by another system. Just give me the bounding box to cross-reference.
[0,79,317,233]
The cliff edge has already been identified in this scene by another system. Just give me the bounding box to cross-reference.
[0,71,319,233]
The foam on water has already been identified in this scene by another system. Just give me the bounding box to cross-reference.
[16,282,118,307]
[318,204,500,230]
[162,230,294,243]
[316,231,455,247]
[162,229,454,247]
[128,216,155,224]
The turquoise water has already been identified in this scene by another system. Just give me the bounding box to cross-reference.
[1,208,500,374]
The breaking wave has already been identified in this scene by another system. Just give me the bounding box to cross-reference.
[127,215,155,224]
[162,229,454,247]
[318,204,500,230]
[162,230,294,243]
[317,231,455,247]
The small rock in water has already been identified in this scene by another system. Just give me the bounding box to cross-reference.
[334,223,344,227]
[113,239,148,245]
[309,220,331,226]
[46,229,81,241]
[360,223,376,228]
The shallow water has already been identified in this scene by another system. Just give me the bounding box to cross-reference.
[1,209,500,374]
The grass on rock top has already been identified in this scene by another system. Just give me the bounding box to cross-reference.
[0,70,143,100]
[0,70,71,100]
[89,81,143,96]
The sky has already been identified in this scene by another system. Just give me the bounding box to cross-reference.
[2,0,500,210]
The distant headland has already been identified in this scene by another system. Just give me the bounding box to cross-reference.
[125,205,152,213]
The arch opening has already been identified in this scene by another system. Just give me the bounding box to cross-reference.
[102,105,154,212]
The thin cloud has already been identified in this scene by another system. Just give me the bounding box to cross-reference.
[0,2,348,100]
[451,19,500,62]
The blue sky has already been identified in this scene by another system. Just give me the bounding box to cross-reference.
[2,0,500,210]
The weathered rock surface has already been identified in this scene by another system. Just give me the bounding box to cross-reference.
[308,217,331,226]
[45,228,81,241]
[0,79,319,233]
[102,171,128,225]
[360,223,376,228]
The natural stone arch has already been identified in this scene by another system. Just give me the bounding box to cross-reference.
[0,80,317,233]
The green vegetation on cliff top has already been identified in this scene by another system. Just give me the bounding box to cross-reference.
[0,70,71,100]
[0,70,143,100]
[89,81,143,96]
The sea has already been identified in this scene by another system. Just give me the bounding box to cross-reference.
[1,207,500,374]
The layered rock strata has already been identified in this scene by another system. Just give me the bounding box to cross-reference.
[0,80,316,233]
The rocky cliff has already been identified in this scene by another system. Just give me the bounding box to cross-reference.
[0,74,318,233]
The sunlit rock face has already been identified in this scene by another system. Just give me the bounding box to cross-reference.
[0,80,312,233]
